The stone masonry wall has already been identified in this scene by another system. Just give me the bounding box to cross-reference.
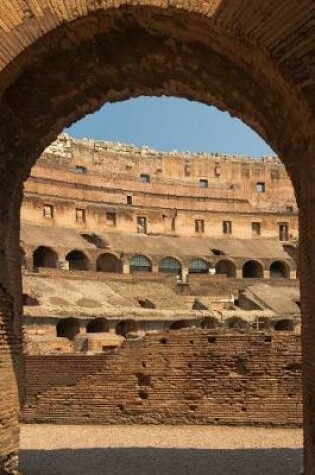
[22,331,302,426]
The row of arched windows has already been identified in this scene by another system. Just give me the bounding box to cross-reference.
[29,246,291,278]
[56,316,297,341]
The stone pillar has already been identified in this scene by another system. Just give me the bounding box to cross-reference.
[263,270,270,279]
[24,255,33,272]
[290,270,297,280]
[236,268,243,279]
[0,183,24,474]
[122,262,130,274]
[298,172,315,474]
[152,264,159,274]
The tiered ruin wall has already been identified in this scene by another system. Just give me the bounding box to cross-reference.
[22,331,302,426]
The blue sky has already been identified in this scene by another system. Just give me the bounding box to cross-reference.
[67,97,274,157]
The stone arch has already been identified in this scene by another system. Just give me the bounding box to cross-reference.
[188,258,209,274]
[200,317,219,329]
[56,317,80,340]
[158,257,182,274]
[225,316,249,330]
[33,245,58,269]
[130,254,152,273]
[169,320,191,331]
[242,260,264,279]
[274,319,295,332]
[115,319,137,337]
[215,259,237,278]
[86,318,110,333]
[0,2,314,473]
[66,250,89,271]
[96,253,122,273]
[270,260,290,279]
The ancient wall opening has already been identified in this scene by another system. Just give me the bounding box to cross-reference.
[66,250,89,271]
[158,257,182,274]
[96,253,122,273]
[242,260,264,279]
[87,318,109,333]
[33,246,58,269]
[56,318,80,340]
[270,261,290,279]
[215,259,236,278]
[130,255,152,273]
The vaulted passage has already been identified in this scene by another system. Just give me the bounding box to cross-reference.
[33,246,58,269]
[0,1,314,473]
[242,260,263,279]
[66,250,89,271]
[96,253,122,273]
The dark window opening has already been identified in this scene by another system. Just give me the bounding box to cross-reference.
[242,260,263,278]
[140,174,150,183]
[223,220,232,235]
[96,253,122,273]
[270,261,289,279]
[87,318,109,333]
[137,216,147,234]
[274,319,295,332]
[256,182,265,193]
[252,222,261,236]
[130,255,152,273]
[33,246,58,269]
[279,223,289,241]
[189,259,209,274]
[57,318,80,340]
[158,257,182,275]
[138,298,156,309]
[195,219,205,233]
[75,208,86,223]
[215,259,236,278]
[74,165,87,174]
[199,179,208,188]
[127,195,133,205]
[43,204,54,219]
[106,212,117,227]
[170,320,190,331]
[66,250,89,271]
[212,249,225,256]
[116,320,137,337]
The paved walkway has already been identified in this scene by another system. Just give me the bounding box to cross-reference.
[20,424,303,475]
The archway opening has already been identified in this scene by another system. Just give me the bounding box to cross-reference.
[275,319,295,332]
[158,257,182,275]
[130,255,152,273]
[96,253,122,273]
[169,320,191,331]
[87,318,110,333]
[226,317,249,330]
[33,246,58,269]
[115,319,137,337]
[56,318,80,340]
[188,258,209,274]
[200,317,218,329]
[270,261,289,279]
[215,259,236,278]
[242,260,263,279]
[66,250,89,271]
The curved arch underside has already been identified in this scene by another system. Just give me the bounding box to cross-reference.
[0,1,315,474]
[0,2,314,194]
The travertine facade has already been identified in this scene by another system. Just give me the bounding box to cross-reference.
[0,1,314,473]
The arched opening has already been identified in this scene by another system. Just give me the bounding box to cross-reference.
[274,319,295,332]
[169,320,191,331]
[158,257,182,274]
[56,318,80,340]
[188,258,209,274]
[255,317,272,331]
[33,246,58,269]
[86,318,110,333]
[226,317,249,330]
[66,250,89,271]
[242,260,264,279]
[215,259,236,278]
[0,2,313,472]
[270,260,290,279]
[96,253,122,273]
[130,255,152,273]
[115,319,137,337]
[200,317,218,329]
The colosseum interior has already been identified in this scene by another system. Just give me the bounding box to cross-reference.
[0,1,314,474]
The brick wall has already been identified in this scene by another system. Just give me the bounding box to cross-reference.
[22,331,302,426]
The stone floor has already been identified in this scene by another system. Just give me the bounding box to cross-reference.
[20,424,303,475]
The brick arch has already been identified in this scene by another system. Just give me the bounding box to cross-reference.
[0,2,314,473]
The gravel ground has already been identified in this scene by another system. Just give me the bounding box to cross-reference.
[20,424,303,475]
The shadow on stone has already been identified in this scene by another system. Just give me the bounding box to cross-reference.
[20,447,303,475]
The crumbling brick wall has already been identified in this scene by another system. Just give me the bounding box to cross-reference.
[22,331,302,426]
